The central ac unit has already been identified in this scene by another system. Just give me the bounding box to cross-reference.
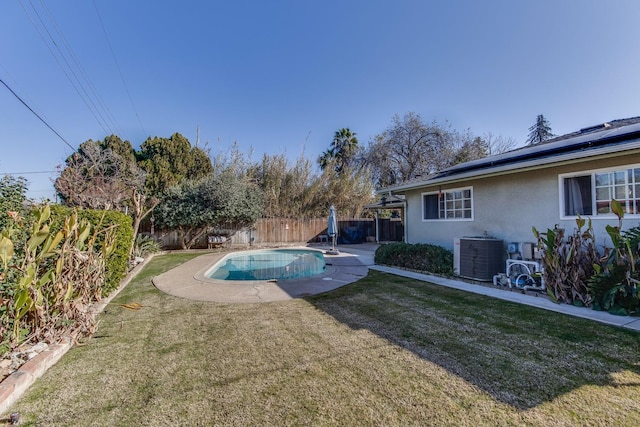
[456,237,504,281]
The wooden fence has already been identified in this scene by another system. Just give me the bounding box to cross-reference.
[153,217,403,249]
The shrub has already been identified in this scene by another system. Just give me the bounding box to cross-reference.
[532,217,599,306]
[533,199,640,314]
[133,234,162,258]
[374,242,454,276]
[50,206,134,296]
[0,175,29,231]
[0,204,116,350]
[588,200,640,315]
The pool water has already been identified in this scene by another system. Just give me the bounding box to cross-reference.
[206,249,326,281]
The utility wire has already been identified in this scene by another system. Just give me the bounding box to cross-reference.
[0,61,56,130]
[0,77,76,152]
[18,0,118,137]
[28,0,116,135]
[38,0,125,139]
[93,0,147,138]
[18,0,110,136]
[0,171,58,175]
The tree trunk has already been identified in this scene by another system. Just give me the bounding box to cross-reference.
[182,226,207,249]
[128,190,159,257]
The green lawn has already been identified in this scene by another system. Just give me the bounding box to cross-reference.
[4,253,640,426]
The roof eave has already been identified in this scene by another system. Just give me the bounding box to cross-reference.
[377,139,640,194]
[364,201,406,209]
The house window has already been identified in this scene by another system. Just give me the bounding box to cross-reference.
[561,165,640,217]
[423,187,473,220]
[563,175,593,216]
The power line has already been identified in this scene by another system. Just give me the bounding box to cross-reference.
[0,77,76,152]
[0,171,58,175]
[93,0,147,138]
[0,61,54,129]
[18,0,109,136]
[38,0,125,138]
[18,0,126,138]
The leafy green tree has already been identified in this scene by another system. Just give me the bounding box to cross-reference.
[137,132,213,196]
[526,114,555,145]
[154,171,263,249]
[319,128,360,175]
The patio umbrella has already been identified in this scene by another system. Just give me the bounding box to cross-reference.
[327,204,339,254]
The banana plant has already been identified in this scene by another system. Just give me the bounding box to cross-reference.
[589,199,640,314]
[1,204,118,349]
[533,215,599,305]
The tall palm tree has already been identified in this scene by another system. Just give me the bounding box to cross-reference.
[318,128,359,174]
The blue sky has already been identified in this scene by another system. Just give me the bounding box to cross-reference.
[2,0,640,200]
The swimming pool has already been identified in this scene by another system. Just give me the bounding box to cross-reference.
[206,249,326,281]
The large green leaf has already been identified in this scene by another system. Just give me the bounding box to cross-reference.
[18,264,36,289]
[40,230,64,257]
[611,199,625,219]
[36,269,54,288]
[40,203,51,223]
[27,227,50,253]
[76,222,92,249]
[0,236,14,268]
[14,288,30,313]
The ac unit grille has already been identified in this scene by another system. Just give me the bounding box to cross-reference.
[458,238,503,281]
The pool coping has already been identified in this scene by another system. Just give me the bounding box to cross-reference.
[152,246,370,303]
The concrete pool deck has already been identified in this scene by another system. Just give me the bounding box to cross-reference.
[152,246,371,303]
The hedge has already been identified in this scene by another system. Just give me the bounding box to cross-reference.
[374,242,454,276]
[51,205,134,296]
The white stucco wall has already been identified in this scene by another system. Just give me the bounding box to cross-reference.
[401,156,640,253]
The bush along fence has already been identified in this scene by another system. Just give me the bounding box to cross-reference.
[534,199,640,316]
[0,204,133,354]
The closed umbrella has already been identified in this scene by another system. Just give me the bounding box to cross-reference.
[327,205,339,254]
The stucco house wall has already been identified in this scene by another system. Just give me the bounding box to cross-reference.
[400,152,640,253]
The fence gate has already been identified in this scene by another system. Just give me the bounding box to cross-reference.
[377,218,404,242]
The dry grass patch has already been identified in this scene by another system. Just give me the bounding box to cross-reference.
[2,255,639,426]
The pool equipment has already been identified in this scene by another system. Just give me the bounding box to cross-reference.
[493,242,545,291]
